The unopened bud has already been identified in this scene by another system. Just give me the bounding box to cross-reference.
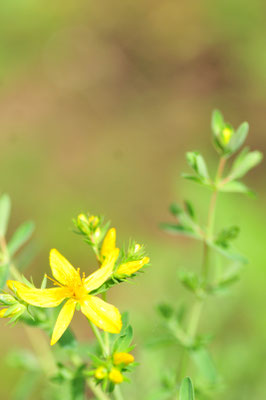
[108,368,123,384]
[113,352,134,365]
[88,215,100,228]
[0,294,16,306]
[94,366,107,380]
[134,244,141,253]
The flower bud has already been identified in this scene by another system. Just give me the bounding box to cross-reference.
[113,352,134,365]
[108,368,123,384]
[94,366,107,380]
[0,294,16,306]
[77,214,90,235]
[134,244,141,253]
[101,228,116,260]
[116,256,150,276]
[88,215,100,228]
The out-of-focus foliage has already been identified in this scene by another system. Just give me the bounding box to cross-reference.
[0,1,265,399]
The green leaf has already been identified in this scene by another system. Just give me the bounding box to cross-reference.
[184,201,195,220]
[211,109,224,136]
[229,149,263,180]
[191,347,217,385]
[178,270,202,294]
[228,121,249,153]
[113,325,133,352]
[13,241,39,272]
[179,377,195,400]
[219,181,254,196]
[169,203,183,217]
[160,223,198,239]
[0,194,11,237]
[71,365,86,400]
[186,152,209,179]
[157,303,174,319]
[212,264,244,294]
[209,242,248,264]
[8,221,35,257]
[215,226,240,248]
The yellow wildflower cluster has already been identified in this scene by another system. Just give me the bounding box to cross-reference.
[4,218,149,346]
[94,351,134,385]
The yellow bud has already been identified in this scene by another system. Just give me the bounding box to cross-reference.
[113,352,134,365]
[108,368,123,384]
[116,256,150,276]
[101,228,116,260]
[77,214,90,235]
[88,215,100,228]
[134,244,141,252]
[222,127,233,144]
[94,366,107,380]
[94,227,101,239]
[78,214,88,224]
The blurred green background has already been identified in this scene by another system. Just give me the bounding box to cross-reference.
[0,0,266,399]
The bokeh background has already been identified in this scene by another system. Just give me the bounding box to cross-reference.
[0,1,266,399]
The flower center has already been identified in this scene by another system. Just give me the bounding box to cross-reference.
[71,283,87,301]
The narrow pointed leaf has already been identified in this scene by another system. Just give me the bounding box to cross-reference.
[8,221,35,257]
[179,377,195,400]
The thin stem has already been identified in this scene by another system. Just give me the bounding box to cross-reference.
[177,155,227,383]
[87,378,110,400]
[102,292,110,356]
[203,156,226,279]
[89,320,108,357]
[187,300,203,338]
[113,386,124,400]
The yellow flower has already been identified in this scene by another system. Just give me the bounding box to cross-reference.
[7,248,122,346]
[108,368,123,384]
[101,229,149,276]
[116,257,150,276]
[101,228,116,261]
[113,352,134,365]
[94,366,107,380]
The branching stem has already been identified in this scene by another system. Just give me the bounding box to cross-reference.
[177,155,226,383]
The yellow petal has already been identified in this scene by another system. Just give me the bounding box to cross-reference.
[50,249,80,286]
[101,228,116,260]
[7,280,67,307]
[84,248,119,292]
[116,256,150,276]
[51,299,76,345]
[81,295,122,334]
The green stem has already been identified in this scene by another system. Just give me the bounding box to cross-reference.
[87,378,110,400]
[177,156,226,383]
[113,386,124,400]
[203,156,226,279]
[102,292,110,356]
[89,320,108,357]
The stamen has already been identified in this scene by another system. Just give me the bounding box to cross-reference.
[45,274,63,288]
